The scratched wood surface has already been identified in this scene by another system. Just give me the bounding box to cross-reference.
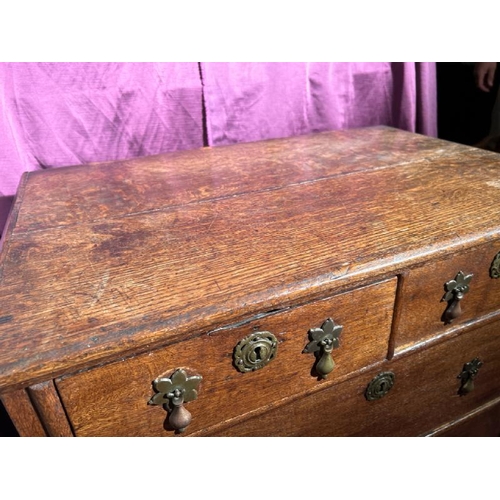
[9,127,472,233]
[1,127,500,391]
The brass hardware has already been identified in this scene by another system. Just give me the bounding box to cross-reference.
[457,358,483,396]
[303,318,342,379]
[149,368,202,433]
[490,251,500,279]
[365,372,395,401]
[233,331,278,372]
[441,271,473,324]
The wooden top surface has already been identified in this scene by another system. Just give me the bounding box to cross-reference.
[1,126,500,390]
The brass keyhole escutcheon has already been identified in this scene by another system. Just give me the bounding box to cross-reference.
[233,331,278,373]
[365,372,395,401]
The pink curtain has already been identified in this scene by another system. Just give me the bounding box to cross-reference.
[0,63,204,197]
[0,62,436,231]
[200,63,436,147]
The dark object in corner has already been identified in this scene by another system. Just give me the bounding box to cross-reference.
[437,62,500,146]
[0,399,19,437]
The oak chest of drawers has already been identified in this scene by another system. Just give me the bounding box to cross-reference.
[1,126,500,437]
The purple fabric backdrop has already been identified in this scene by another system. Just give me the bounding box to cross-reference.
[0,62,437,231]
[0,62,204,197]
[200,62,436,146]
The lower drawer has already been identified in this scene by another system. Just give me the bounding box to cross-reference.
[207,319,500,436]
[55,278,396,436]
[428,397,500,437]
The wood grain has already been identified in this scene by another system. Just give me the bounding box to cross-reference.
[12,127,468,233]
[1,128,500,390]
[56,278,396,436]
[427,397,500,437]
[27,380,73,436]
[207,319,500,436]
[1,389,46,436]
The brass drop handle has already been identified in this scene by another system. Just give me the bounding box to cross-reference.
[149,368,202,433]
[303,318,342,379]
[442,271,473,324]
[457,358,483,396]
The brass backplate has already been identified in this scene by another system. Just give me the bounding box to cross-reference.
[442,270,473,303]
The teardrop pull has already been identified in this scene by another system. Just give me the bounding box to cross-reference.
[316,346,335,379]
[444,296,462,324]
[169,403,192,433]
[459,378,475,396]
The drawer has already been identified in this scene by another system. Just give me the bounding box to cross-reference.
[395,241,500,352]
[55,278,396,436]
[209,319,500,436]
[428,397,500,437]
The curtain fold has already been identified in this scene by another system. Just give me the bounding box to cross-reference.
[0,62,204,196]
[201,62,437,147]
[0,62,436,200]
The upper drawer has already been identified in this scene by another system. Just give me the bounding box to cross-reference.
[55,278,396,436]
[395,241,500,352]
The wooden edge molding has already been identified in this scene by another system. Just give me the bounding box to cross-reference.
[27,380,74,437]
[0,172,30,270]
[425,396,500,437]
[1,388,46,437]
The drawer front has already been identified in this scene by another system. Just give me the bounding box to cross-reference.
[395,241,500,352]
[209,319,500,436]
[429,397,500,437]
[55,278,396,436]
